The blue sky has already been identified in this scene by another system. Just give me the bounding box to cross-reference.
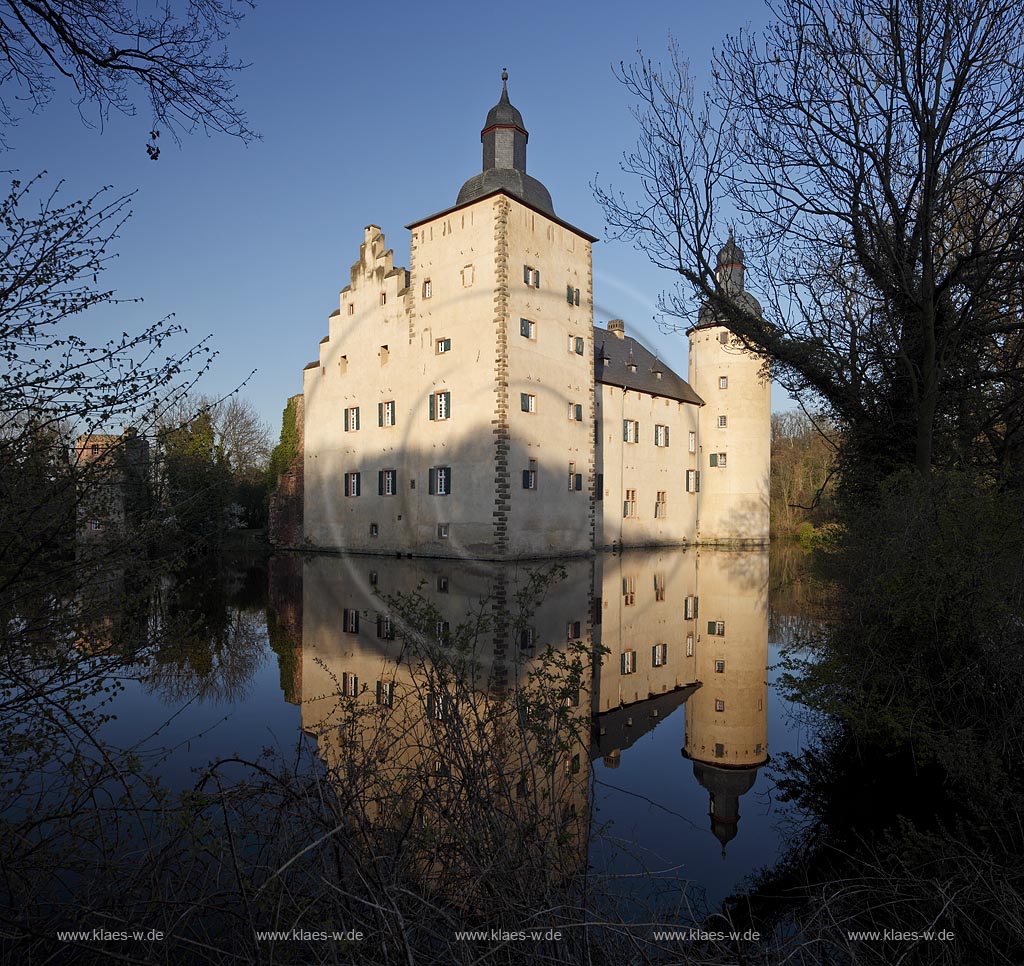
[13,0,788,433]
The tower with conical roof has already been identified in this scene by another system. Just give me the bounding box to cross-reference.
[686,233,771,545]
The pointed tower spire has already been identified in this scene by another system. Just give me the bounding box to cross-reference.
[456,70,555,216]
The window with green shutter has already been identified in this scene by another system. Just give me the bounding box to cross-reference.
[709,453,718,467]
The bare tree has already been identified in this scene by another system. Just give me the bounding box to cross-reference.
[598,1,1024,483]
[0,0,256,152]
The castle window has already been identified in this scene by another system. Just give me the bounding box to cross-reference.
[709,452,727,468]
[379,469,397,496]
[689,431,696,452]
[623,419,639,443]
[343,608,359,634]
[652,643,668,667]
[430,391,451,420]
[523,458,538,490]
[568,402,583,421]
[461,265,474,287]
[344,472,361,496]
[686,469,700,492]
[379,400,396,427]
[344,406,360,431]
[654,424,670,447]
[436,337,451,354]
[523,265,540,287]
[718,415,728,428]
[715,660,725,673]
[521,393,536,413]
[520,317,536,339]
[623,489,637,519]
[347,303,354,315]
[91,444,100,456]
[566,620,582,641]
[428,466,451,496]
[520,628,536,656]
[437,576,449,593]
[654,573,666,601]
[707,620,726,636]
[622,575,636,605]
[376,680,395,707]
[341,672,359,697]
[620,650,636,675]
[89,519,102,531]
[566,284,580,305]
[686,633,694,657]
[376,615,394,640]
[714,743,725,758]
[715,699,726,712]
[436,621,450,646]
[437,522,449,538]
[380,293,387,306]
[567,462,582,491]
[719,376,728,389]
[719,332,728,344]
[684,595,698,620]
[369,522,379,537]
[655,491,667,518]
[369,571,378,586]
[379,345,389,365]
[422,279,432,299]
[339,355,348,375]
[575,336,585,355]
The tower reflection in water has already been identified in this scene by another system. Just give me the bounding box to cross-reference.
[270,548,768,876]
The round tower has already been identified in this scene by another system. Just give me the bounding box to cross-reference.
[687,233,771,545]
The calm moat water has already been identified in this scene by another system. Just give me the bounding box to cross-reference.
[93,544,814,913]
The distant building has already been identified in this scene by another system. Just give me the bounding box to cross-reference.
[284,73,769,559]
[75,429,150,544]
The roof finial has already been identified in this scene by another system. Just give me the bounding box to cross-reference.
[502,67,508,91]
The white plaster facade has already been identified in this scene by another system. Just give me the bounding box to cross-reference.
[296,78,770,559]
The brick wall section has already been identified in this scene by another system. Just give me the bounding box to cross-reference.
[268,394,305,549]
[492,198,511,556]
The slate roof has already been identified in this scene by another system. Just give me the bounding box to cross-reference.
[594,326,704,405]
[456,168,555,216]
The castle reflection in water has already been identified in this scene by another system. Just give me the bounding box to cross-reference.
[269,548,768,855]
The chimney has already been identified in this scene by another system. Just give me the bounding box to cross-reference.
[608,319,625,339]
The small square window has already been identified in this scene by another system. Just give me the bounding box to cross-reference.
[436,337,451,353]
[718,415,728,429]
[715,698,726,712]
[91,444,100,456]
[523,265,540,287]
[520,317,536,339]
[437,522,449,538]
[714,660,725,673]
[719,376,728,389]
[521,393,536,413]
[437,576,449,593]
